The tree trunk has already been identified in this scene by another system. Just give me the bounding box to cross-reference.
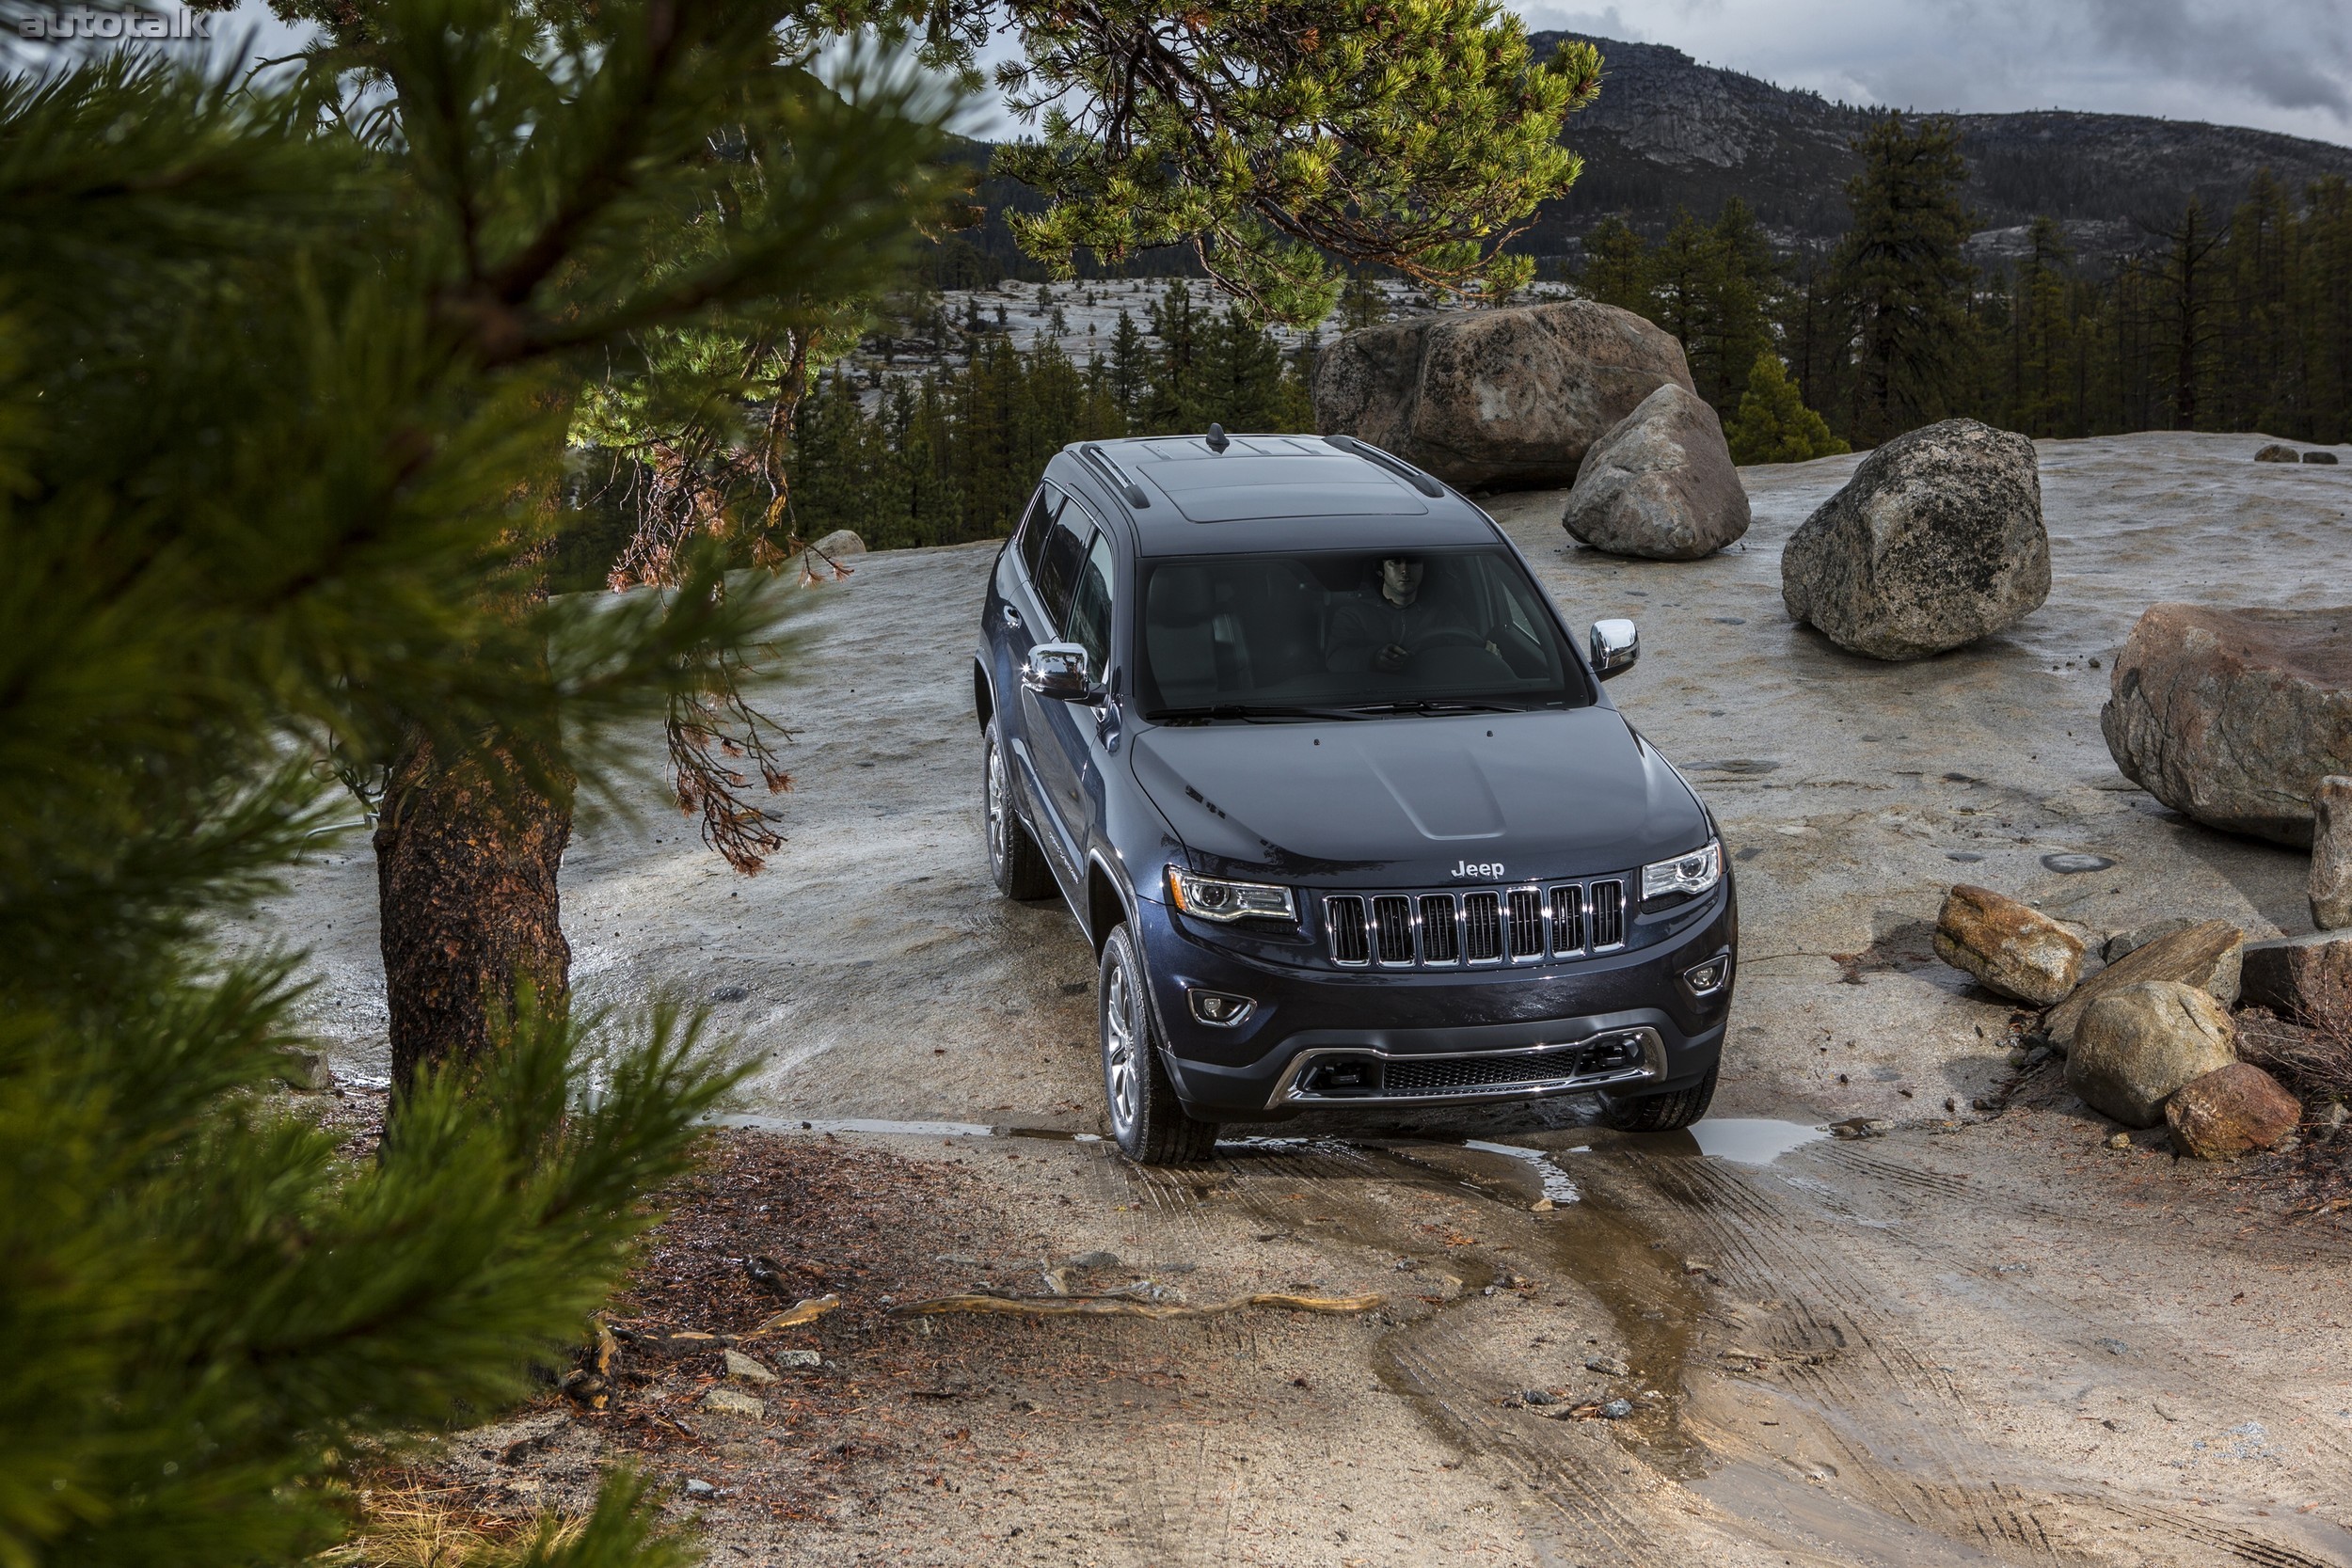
[375,729,574,1088]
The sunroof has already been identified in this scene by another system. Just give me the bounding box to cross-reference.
[1129,448,1430,522]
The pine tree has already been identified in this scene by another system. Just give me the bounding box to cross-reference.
[1724,354,1851,464]
[1832,116,1978,444]
[1108,308,1151,423]
[1577,214,1651,312]
[0,5,928,1554]
[1339,269,1390,330]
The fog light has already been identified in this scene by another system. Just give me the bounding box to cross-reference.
[1683,956,1731,996]
[1188,990,1255,1027]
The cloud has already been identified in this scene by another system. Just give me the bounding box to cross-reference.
[1516,0,2352,144]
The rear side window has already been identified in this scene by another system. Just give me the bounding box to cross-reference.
[1033,507,1089,632]
[1064,531,1117,672]
[1016,487,1060,586]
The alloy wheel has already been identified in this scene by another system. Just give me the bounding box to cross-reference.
[1102,952,1141,1141]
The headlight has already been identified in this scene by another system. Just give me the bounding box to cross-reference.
[1168,868,1296,923]
[1642,840,1723,902]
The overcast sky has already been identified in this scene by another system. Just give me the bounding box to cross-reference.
[1523,0,2352,148]
[103,0,2352,151]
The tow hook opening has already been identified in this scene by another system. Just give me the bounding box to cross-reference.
[1299,1056,1384,1096]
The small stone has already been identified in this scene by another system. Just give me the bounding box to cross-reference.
[2305,451,2342,465]
[273,1046,332,1092]
[683,1478,717,1497]
[2096,1337,2129,1355]
[1828,1117,1894,1139]
[2106,1131,2132,1149]
[2312,776,2352,930]
[1600,1399,1635,1419]
[771,1348,822,1370]
[710,985,750,1003]
[1933,884,2086,1006]
[2066,981,2236,1127]
[1066,1250,1121,1271]
[1584,1354,1629,1377]
[2165,1063,2302,1159]
[723,1349,776,1385]
[2254,443,2302,463]
[700,1386,766,1418]
[1521,1388,1560,1406]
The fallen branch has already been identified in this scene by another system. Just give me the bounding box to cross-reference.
[742,1294,841,1337]
[886,1291,1384,1321]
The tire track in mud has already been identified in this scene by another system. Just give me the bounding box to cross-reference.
[1614,1144,2350,1566]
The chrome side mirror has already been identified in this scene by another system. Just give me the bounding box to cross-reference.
[1589,618,1639,681]
[1023,641,1097,702]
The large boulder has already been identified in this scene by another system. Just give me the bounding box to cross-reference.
[1779,420,2048,661]
[2240,931,2352,1024]
[2099,605,2352,847]
[1932,884,2083,1006]
[1559,384,1751,561]
[2312,776,2352,930]
[1311,301,1695,490]
[2165,1063,2302,1159]
[2254,443,2301,463]
[2042,918,2243,1049]
[2066,981,2236,1128]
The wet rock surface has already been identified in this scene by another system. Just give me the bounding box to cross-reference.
[2100,602,2352,847]
[2165,1062,2302,1158]
[2043,919,2245,1048]
[2066,980,2237,1127]
[1932,883,2084,1005]
[1559,383,1750,561]
[1311,300,1694,489]
[1780,418,2048,661]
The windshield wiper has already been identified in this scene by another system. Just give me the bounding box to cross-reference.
[1145,704,1378,722]
[1341,698,1548,716]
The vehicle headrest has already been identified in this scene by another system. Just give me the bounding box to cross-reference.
[1147,568,1216,627]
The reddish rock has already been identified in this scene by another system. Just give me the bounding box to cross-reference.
[2100,604,2352,847]
[2164,1062,2303,1158]
[2239,931,2352,1025]
[1932,884,2083,1006]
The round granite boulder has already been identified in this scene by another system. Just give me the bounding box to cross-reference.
[1560,384,1751,560]
[1311,301,1694,490]
[2100,604,2352,847]
[1780,420,2048,660]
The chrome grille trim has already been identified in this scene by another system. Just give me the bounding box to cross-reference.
[1321,876,1631,968]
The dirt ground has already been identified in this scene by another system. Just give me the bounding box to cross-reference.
[262,431,2352,1566]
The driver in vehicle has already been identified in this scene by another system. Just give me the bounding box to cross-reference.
[1324,556,1474,673]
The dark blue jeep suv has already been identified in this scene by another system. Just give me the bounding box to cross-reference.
[974,431,1735,1164]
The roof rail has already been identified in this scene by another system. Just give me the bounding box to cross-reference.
[1079,444,1151,508]
[1322,435,1444,498]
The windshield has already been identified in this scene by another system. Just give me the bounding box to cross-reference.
[1136,548,1589,718]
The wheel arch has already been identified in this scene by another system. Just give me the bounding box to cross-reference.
[973,658,994,731]
[1085,850,1134,958]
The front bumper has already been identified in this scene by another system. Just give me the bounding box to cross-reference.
[1132,882,1735,1121]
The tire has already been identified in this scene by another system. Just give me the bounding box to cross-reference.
[983,717,1057,900]
[1099,924,1220,1166]
[1601,1067,1718,1132]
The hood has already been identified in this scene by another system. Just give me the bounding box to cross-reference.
[1130,708,1709,887]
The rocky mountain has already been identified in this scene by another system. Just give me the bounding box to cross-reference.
[1525,33,2352,262]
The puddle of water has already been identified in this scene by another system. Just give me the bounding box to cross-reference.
[1460,1139,1582,1205]
[1688,1117,1828,1165]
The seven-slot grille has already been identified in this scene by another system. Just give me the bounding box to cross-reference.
[1323,878,1629,968]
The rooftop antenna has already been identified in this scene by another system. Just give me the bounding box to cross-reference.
[1205,422,1230,452]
